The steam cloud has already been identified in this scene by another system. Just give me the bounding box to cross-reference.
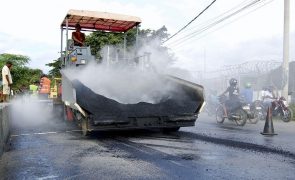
[10,96,56,128]
[63,39,194,104]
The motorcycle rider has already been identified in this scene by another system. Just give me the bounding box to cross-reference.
[241,82,253,104]
[220,78,240,114]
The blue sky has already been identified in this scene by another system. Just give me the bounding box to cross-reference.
[0,0,294,73]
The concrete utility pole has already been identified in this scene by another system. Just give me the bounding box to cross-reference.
[203,48,206,80]
[282,0,290,100]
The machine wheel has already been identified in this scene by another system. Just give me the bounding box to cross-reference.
[81,118,90,136]
[216,106,225,123]
[235,109,247,126]
[281,108,293,122]
[162,127,180,133]
[248,110,259,124]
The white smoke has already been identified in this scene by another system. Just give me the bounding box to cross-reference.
[63,38,194,104]
[10,96,55,128]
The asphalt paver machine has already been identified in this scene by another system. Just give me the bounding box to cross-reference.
[60,9,205,135]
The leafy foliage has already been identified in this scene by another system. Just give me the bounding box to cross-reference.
[12,67,43,91]
[46,59,61,77]
[0,53,43,91]
[85,26,170,57]
[0,53,30,67]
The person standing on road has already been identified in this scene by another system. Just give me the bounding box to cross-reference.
[1,61,13,102]
[29,81,39,98]
[38,74,51,99]
[261,86,276,108]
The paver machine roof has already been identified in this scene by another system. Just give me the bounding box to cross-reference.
[61,9,141,32]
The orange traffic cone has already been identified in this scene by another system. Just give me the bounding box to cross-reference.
[261,106,277,136]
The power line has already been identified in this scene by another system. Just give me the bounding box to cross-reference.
[181,0,251,34]
[167,0,267,48]
[171,0,274,50]
[167,0,262,47]
[162,0,217,43]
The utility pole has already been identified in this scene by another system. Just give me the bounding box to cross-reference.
[282,0,290,100]
[203,48,206,80]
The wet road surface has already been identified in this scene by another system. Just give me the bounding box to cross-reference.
[1,113,295,179]
[189,113,295,156]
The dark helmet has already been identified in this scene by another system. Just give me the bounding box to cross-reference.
[229,78,238,86]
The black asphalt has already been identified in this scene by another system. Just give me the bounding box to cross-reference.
[0,110,295,179]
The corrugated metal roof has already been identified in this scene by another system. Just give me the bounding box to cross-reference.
[61,9,141,32]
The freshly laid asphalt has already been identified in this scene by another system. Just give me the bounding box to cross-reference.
[187,113,295,157]
[0,110,295,179]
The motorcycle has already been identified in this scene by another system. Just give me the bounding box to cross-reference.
[243,100,262,124]
[215,95,248,126]
[255,97,293,122]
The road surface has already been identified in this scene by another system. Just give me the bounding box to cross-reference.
[0,111,295,179]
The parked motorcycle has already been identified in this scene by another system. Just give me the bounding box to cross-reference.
[215,95,248,126]
[255,97,293,122]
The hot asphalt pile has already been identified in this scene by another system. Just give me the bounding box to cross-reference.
[72,79,201,120]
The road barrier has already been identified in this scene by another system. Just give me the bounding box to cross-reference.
[0,104,10,157]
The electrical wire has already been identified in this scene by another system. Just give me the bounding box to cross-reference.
[162,0,217,43]
[167,0,263,47]
[171,0,274,51]
[165,0,258,46]
[180,0,252,34]
[166,0,274,50]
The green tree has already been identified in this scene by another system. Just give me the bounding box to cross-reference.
[12,67,43,91]
[0,53,43,92]
[46,58,61,77]
[85,26,170,58]
[0,53,30,67]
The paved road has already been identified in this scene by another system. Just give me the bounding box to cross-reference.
[0,111,295,179]
[189,113,295,156]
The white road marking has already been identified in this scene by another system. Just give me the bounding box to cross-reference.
[37,175,58,180]
[10,129,82,137]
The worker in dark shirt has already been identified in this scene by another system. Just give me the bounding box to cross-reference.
[72,23,85,46]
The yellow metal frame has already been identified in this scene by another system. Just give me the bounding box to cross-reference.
[49,78,62,99]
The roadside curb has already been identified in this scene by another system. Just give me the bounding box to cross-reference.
[0,104,10,158]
